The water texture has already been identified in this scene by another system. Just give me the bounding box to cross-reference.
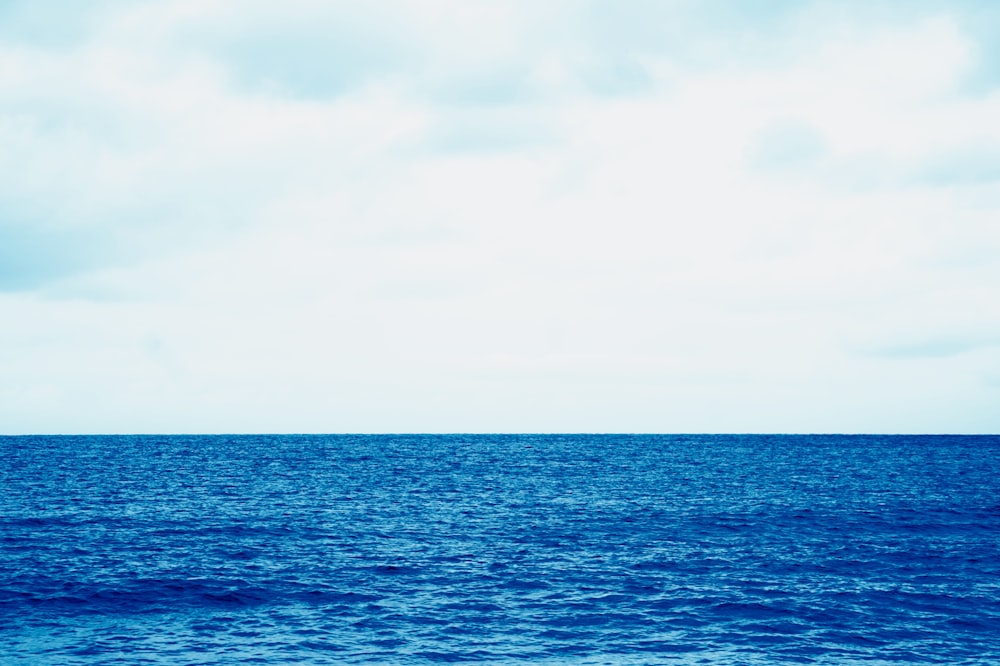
[1,434,999,664]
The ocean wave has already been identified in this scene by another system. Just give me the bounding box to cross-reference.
[2,434,999,664]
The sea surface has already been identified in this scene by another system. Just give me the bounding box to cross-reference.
[1,434,999,665]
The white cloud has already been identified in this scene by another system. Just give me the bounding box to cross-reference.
[1,1,999,433]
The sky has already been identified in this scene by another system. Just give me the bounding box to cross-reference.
[2,0,999,434]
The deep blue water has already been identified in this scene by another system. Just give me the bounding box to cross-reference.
[1,434,999,664]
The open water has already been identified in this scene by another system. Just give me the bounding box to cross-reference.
[1,434,999,664]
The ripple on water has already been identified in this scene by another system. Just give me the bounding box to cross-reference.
[1,434,999,664]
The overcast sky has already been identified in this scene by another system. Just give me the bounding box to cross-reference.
[2,0,999,434]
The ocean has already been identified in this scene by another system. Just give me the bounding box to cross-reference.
[1,434,998,664]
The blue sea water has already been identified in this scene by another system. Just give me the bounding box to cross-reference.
[1,434,999,665]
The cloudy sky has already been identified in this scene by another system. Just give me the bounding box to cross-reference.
[2,0,999,434]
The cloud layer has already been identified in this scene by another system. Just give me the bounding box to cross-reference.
[2,0,999,433]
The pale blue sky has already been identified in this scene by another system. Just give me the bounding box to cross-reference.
[2,0,999,433]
